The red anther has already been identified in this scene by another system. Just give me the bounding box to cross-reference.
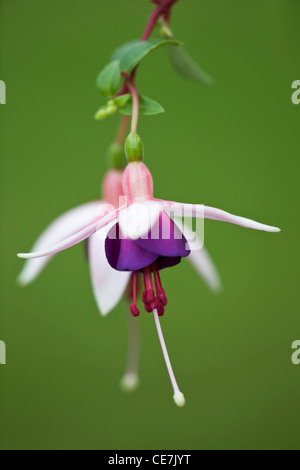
[157,289,167,306]
[150,297,160,311]
[142,288,155,305]
[143,267,155,303]
[146,289,155,303]
[142,264,168,313]
[142,291,148,304]
[157,303,165,316]
[152,262,168,307]
[130,304,140,317]
[144,303,153,313]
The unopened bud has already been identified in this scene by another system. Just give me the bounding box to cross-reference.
[106,104,117,116]
[106,143,126,170]
[94,108,107,120]
[125,133,144,163]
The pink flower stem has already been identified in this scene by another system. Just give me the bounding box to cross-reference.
[115,115,130,146]
[127,81,139,134]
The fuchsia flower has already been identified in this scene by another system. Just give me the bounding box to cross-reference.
[18,167,220,313]
[18,134,280,406]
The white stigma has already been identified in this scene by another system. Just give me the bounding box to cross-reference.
[153,309,185,408]
[120,373,140,392]
[173,392,186,407]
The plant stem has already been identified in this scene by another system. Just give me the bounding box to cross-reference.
[142,0,179,41]
[116,0,178,133]
[141,6,163,41]
[127,82,139,134]
[115,115,130,146]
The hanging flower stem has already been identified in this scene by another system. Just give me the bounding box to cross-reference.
[127,81,140,134]
[115,115,130,146]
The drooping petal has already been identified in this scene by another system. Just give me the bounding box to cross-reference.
[172,220,222,292]
[18,201,105,285]
[105,223,158,271]
[163,201,280,232]
[188,248,222,292]
[88,221,131,315]
[118,200,162,240]
[17,206,120,260]
[136,211,190,259]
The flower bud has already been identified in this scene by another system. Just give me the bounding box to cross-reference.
[102,169,124,208]
[106,104,117,116]
[94,108,107,120]
[106,143,126,170]
[125,133,144,163]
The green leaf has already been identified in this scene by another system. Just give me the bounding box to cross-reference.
[113,94,131,109]
[119,94,165,116]
[112,38,181,74]
[167,44,215,86]
[96,60,122,96]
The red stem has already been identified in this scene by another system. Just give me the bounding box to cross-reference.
[142,0,178,41]
[115,115,130,146]
[141,6,163,41]
[116,0,179,133]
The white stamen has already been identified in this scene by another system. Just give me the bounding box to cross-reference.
[120,373,140,392]
[120,312,140,393]
[153,309,185,407]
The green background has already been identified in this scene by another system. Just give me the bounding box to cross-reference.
[0,0,299,450]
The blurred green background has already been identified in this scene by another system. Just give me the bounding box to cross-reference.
[0,0,299,450]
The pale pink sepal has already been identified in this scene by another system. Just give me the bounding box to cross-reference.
[88,221,131,316]
[18,201,103,285]
[17,205,120,260]
[122,162,153,202]
[188,247,222,292]
[164,202,280,233]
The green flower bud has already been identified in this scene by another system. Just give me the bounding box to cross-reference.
[125,133,144,163]
[106,143,127,170]
[106,104,117,116]
[94,108,107,120]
